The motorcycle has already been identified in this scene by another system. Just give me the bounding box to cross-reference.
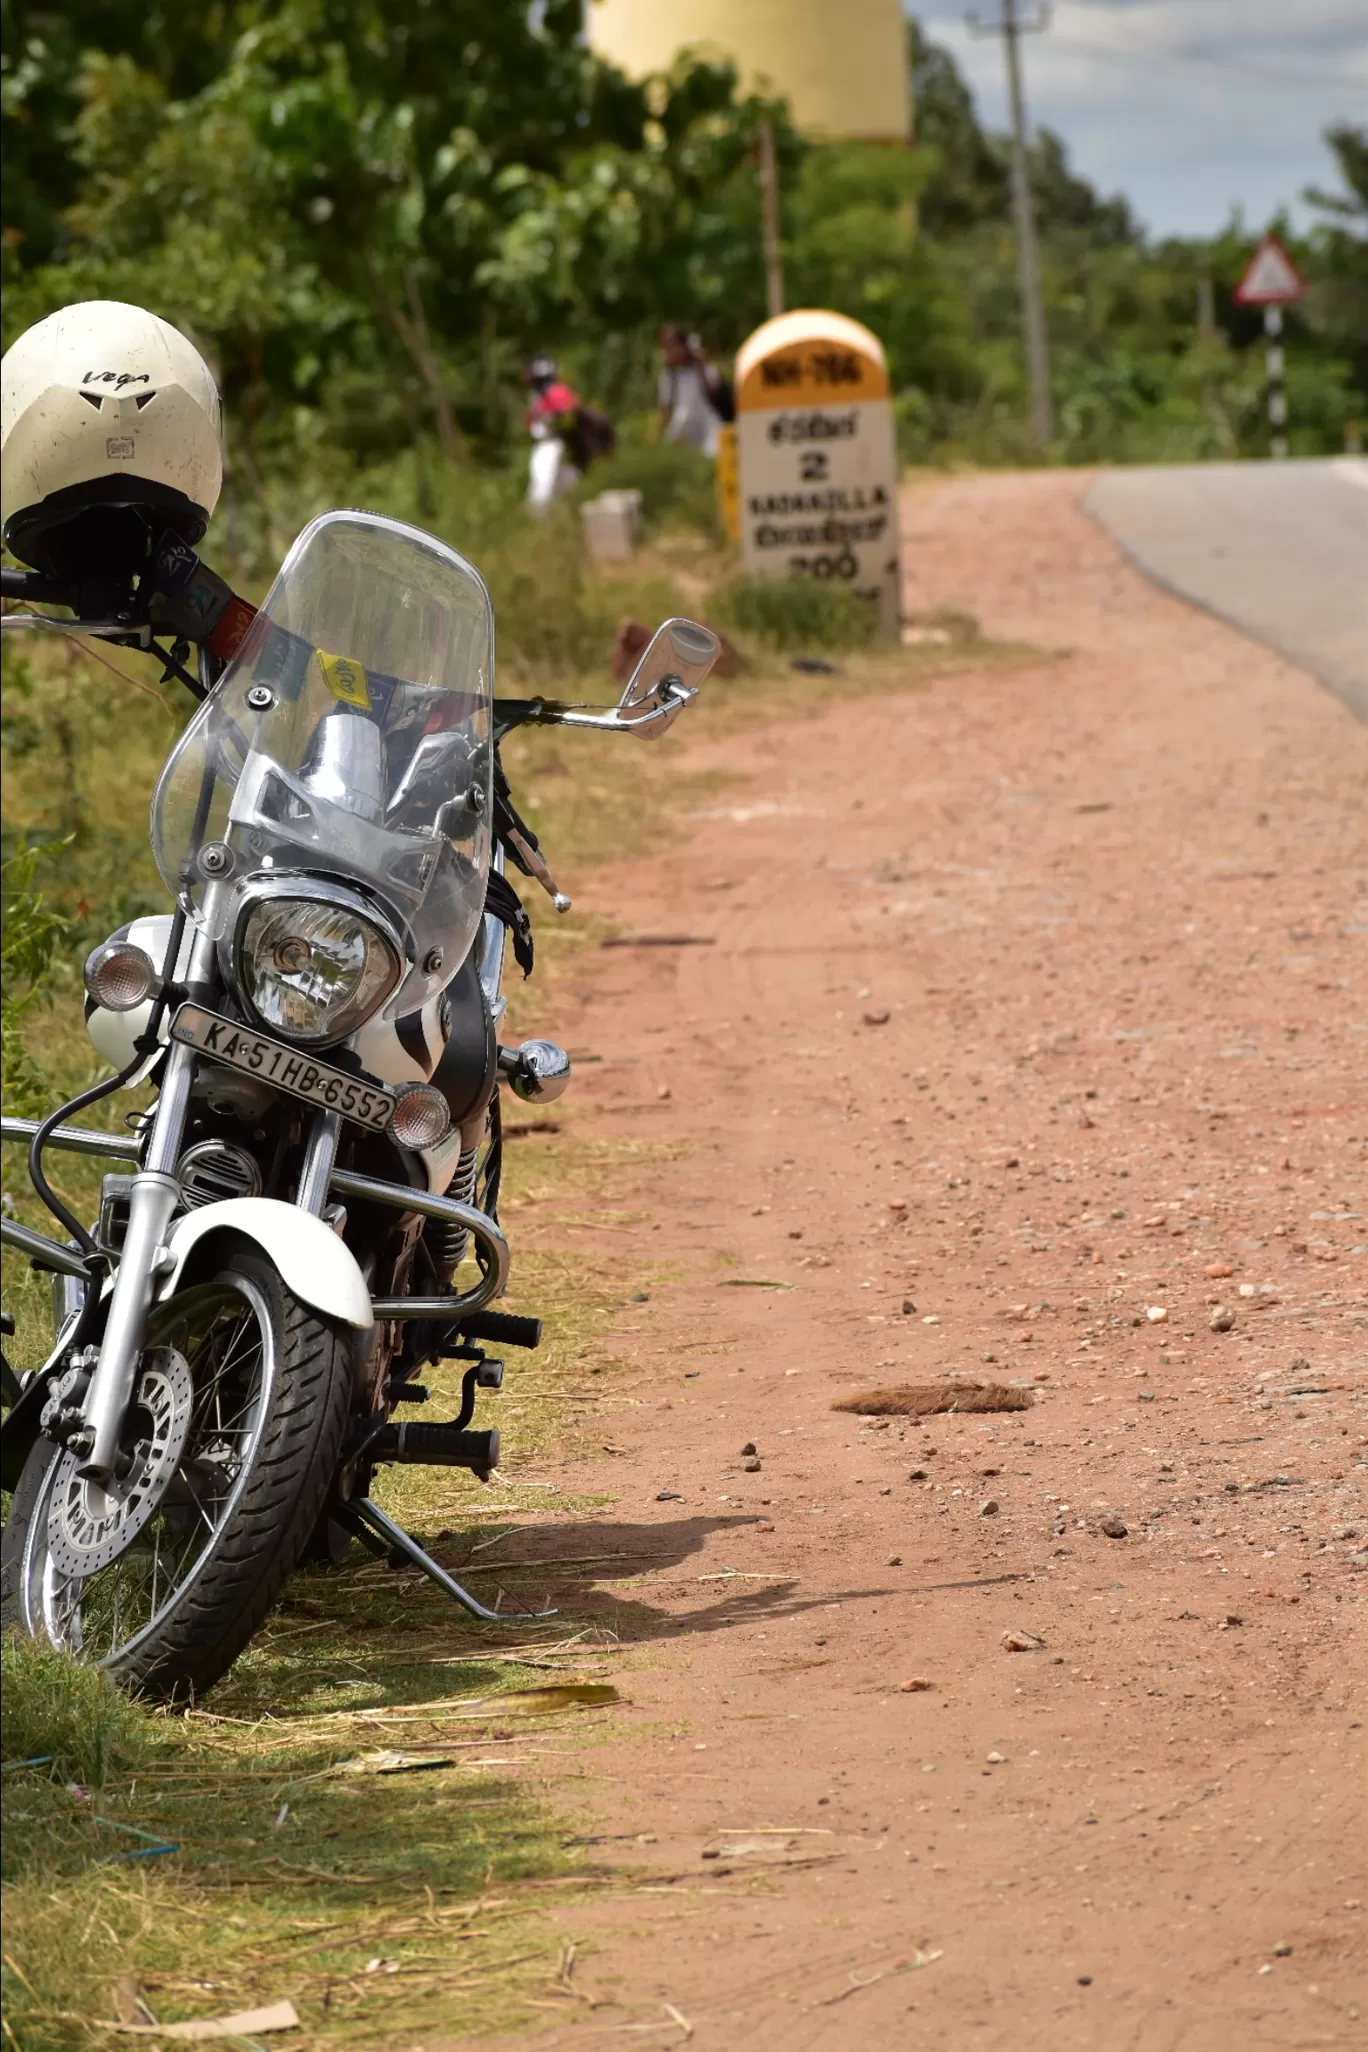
[0,508,719,1699]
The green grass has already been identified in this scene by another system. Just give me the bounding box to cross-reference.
[1,1636,149,1788]
[1,1630,609,2049]
[0,1115,645,2047]
[707,570,883,652]
[0,1089,674,2046]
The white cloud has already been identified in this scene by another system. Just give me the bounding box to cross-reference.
[915,1,1368,237]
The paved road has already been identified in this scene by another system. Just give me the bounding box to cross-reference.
[1085,457,1368,720]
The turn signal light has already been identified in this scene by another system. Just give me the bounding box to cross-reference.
[387,1082,453,1151]
[83,941,158,1012]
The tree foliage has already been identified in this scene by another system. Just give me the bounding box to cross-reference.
[2,2,1365,486]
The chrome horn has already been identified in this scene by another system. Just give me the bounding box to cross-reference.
[499,1039,572,1103]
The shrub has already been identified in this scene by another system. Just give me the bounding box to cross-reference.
[215,442,687,688]
[1,843,74,1119]
[575,440,720,538]
[709,572,881,653]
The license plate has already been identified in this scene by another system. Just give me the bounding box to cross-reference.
[170,1004,396,1132]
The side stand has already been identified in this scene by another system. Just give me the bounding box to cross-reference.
[336,1496,556,1623]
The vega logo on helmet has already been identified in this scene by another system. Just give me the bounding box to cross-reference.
[81,370,152,388]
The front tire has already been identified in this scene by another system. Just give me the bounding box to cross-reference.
[1,1244,351,1702]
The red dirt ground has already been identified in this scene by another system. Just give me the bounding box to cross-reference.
[464,471,1367,2051]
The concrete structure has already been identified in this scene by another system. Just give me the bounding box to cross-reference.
[584,0,911,141]
[735,309,901,634]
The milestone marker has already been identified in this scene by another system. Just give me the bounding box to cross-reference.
[734,310,901,636]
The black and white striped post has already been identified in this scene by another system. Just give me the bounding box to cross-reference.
[1233,234,1307,463]
[1264,306,1287,462]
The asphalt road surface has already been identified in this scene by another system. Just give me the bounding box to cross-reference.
[1085,457,1368,720]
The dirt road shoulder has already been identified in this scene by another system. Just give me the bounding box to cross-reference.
[458,470,1367,2052]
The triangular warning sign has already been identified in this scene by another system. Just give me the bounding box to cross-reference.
[1233,235,1307,306]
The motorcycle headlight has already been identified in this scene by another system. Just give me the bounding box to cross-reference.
[237,894,401,1044]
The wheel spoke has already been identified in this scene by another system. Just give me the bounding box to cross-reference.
[176,1467,220,1540]
[34,1279,273,1666]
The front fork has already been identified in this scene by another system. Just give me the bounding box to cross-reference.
[77,893,220,1481]
[76,889,348,1481]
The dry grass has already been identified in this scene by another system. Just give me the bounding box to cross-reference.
[831,1383,1035,1417]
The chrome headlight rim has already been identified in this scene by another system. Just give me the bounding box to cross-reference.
[224,874,407,1048]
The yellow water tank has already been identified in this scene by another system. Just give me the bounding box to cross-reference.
[584,0,911,142]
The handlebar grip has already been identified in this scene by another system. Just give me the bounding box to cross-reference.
[0,566,75,605]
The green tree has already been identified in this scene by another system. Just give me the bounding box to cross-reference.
[3,6,1364,481]
[1302,123,1368,407]
[3,3,800,469]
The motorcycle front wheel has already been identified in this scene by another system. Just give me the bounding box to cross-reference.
[1,1243,352,1702]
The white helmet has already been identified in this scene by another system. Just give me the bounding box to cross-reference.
[1,299,223,576]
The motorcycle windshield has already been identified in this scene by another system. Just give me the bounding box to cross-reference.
[151,510,494,1019]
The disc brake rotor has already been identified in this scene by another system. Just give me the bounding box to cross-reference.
[46,1347,195,1580]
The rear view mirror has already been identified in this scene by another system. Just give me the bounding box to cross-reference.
[618,617,720,737]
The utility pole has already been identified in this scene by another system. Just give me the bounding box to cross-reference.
[758,118,785,322]
[971,3,1054,444]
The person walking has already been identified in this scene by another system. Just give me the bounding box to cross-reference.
[653,327,732,459]
[522,354,615,510]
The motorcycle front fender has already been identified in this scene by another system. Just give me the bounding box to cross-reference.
[156,1197,373,1329]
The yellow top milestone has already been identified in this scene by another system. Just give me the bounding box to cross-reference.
[584,0,911,142]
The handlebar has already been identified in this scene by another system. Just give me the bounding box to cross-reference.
[0,566,77,606]
[494,683,697,737]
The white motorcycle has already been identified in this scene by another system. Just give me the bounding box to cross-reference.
[0,507,718,1699]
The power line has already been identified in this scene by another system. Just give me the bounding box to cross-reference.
[1045,29,1366,89]
[949,1,1367,88]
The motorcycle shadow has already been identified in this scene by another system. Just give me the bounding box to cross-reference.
[220,1513,892,1720]
[429,1512,890,1645]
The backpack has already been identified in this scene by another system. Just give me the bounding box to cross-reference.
[704,366,736,425]
[571,405,616,467]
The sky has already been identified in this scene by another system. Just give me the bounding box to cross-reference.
[915,0,1368,240]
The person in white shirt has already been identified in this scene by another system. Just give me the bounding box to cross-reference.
[653,327,727,459]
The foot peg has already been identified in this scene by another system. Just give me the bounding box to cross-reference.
[370,1420,499,1480]
[449,1309,542,1351]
